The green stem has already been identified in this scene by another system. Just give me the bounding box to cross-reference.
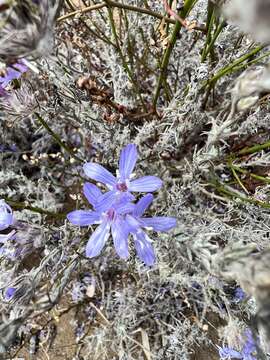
[35,113,83,163]
[237,140,270,156]
[205,0,214,31]
[201,19,226,62]
[58,1,176,25]
[201,1,215,62]
[232,165,270,185]
[203,45,265,89]
[212,182,270,209]
[232,50,270,72]
[153,0,197,108]
[228,161,249,194]
[4,198,66,219]
[105,2,147,111]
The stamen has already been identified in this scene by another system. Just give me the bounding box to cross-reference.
[116,182,128,192]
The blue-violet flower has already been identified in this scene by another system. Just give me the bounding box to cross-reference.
[218,329,258,360]
[0,61,28,89]
[83,144,162,205]
[0,199,13,230]
[5,287,16,300]
[68,144,177,265]
[125,194,177,265]
[68,183,134,259]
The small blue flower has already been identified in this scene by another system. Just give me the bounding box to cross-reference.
[218,346,242,359]
[218,329,258,360]
[234,287,246,302]
[0,199,14,230]
[5,287,16,300]
[0,143,17,153]
[83,144,162,203]
[242,329,257,359]
[67,144,177,265]
[0,61,28,89]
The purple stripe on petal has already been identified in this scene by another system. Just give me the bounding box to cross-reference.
[133,194,154,217]
[126,214,140,232]
[119,144,138,180]
[134,231,155,266]
[67,210,100,226]
[83,182,102,208]
[95,191,116,213]
[115,201,135,215]
[113,192,135,214]
[85,221,110,257]
[129,176,162,192]
[12,62,28,73]
[83,163,116,187]
[117,192,135,203]
[141,217,177,232]
[111,218,130,259]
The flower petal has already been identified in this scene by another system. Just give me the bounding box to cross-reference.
[141,217,177,232]
[0,200,13,230]
[113,193,135,214]
[0,213,13,231]
[83,182,102,207]
[0,234,8,244]
[0,85,7,96]
[126,214,141,232]
[0,230,16,244]
[129,176,162,192]
[0,62,28,88]
[83,163,116,187]
[67,210,100,226]
[119,144,138,180]
[133,231,155,266]
[115,201,135,215]
[133,194,154,217]
[242,329,257,356]
[218,346,242,359]
[5,287,16,300]
[95,190,116,213]
[111,218,130,259]
[85,221,110,257]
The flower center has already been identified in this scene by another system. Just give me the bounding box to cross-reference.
[106,208,116,221]
[116,182,128,192]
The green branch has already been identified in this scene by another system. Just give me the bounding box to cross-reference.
[4,198,66,219]
[211,181,270,209]
[152,0,198,108]
[231,165,270,185]
[35,113,83,163]
[237,140,270,156]
[105,1,147,111]
[203,45,264,90]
